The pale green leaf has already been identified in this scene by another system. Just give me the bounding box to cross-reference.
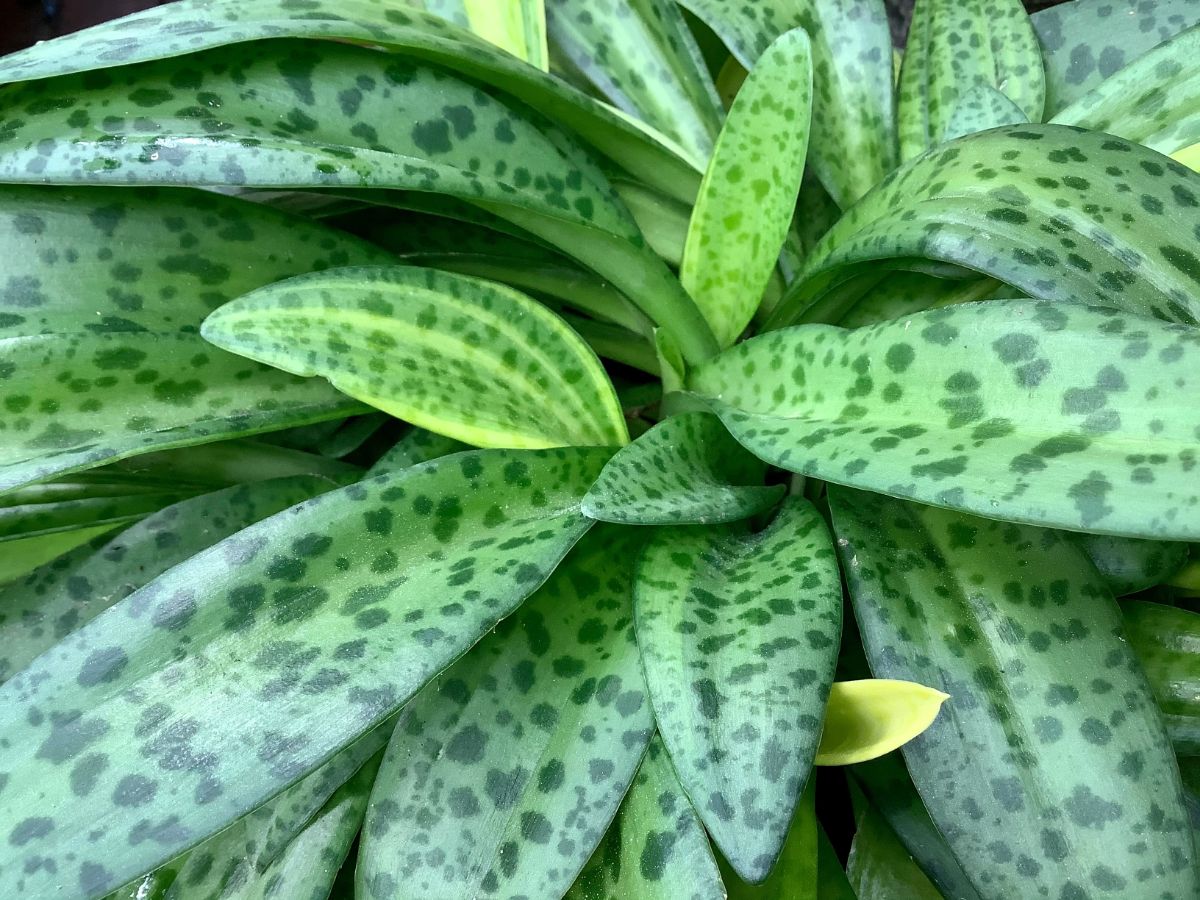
[831,488,1197,899]
[898,0,1045,161]
[943,84,1029,142]
[417,0,549,70]
[692,300,1200,538]
[815,680,949,766]
[635,497,842,881]
[581,411,782,525]
[0,447,609,896]
[1124,601,1200,756]
[203,266,628,449]
[358,527,653,899]
[681,28,813,347]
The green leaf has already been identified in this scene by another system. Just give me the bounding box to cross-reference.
[0,525,118,587]
[1124,601,1200,756]
[898,0,1045,161]
[817,822,857,900]
[580,411,783,525]
[418,0,549,70]
[848,806,944,900]
[203,266,628,449]
[1074,534,1190,596]
[719,779,818,899]
[634,497,842,881]
[852,754,982,900]
[774,124,1200,327]
[1051,24,1200,157]
[0,185,380,493]
[367,428,469,478]
[358,527,653,899]
[1031,0,1200,115]
[692,299,1200,538]
[814,680,949,766]
[567,734,724,900]
[942,84,1029,142]
[0,42,719,364]
[545,0,723,164]
[0,447,609,896]
[831,488,1198,900]
[681,29,812,347]
[836,272,1003,329]
[0,476,335,684]
[0,0,698,201]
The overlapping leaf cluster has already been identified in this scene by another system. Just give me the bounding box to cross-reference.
[0,0,1198,898]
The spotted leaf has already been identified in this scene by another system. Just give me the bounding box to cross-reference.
[634,497,842,882]
[1074,534,1190,596]
[567,734,723,900]
[814,680,949,766]
[367,428,469,477]
[718,779,818,899]
[0,186,380,493]
[848,804,945,900]
[831,488,1198,900]
[545,0,723,165]
[418,0,549,70]
[581,411,783,525]
[1031,0,1200,115]
[943,84,1029,142]
[358,527,653,899]
[0,40,718,363]
[898,0,1045,161]
[203,266,628,449]
[0,0,698,201]
[681,28,812,347]
[0,476,338,684]
[0,447,610,896]
[0,525,118,587]
[1124,601,1200,756]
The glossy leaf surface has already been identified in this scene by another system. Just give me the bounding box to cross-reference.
[203,266,627,449]
[418,0,549,69]
[0,447,609,896]
[1075,534,1189,596]
[581,411,782,525]
[815,680,949,766]
[832,488,1197,900]
[0,525,117,587]
[358,528,653,899]
[943,84,1029,142]
[848,806,944,900]
[635,497,842,881]
[1124,601,1200,755]
[898,0,1045,160]
[720,779,818,899]
[681,29,812,347]
[773,126,1200,328]
[692,300,1200,538]
[568,734,723,900]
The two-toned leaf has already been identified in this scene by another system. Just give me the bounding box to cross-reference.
[0,447,610,896]
[635,497,842,881]
[692,300,1200,538]
[681,28,812,347]
[0,525,118,586]
[943,84,1029,142]
[771,126,1200,328]
[358,528,653,899]
[898,0,1045,160]
[1074,534,1190,596]
[1124,601,1200,755]
[831,488,1197,900]
[203,266,628,449]
[568,734,723,900]
[581,411,782,525]
[418,0,549,70]
[815,680,949,766]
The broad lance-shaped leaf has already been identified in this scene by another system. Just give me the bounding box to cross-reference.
[770,125,1200,329]
[831,488,1198,900]
[0,185,378,494]
[203,266,628,449]
[0,447,610,896]
[1031,0,1200,115]
[814,680,949,766]
[692,299,1200,538]
[1124,601,1200,756]
[416,0,549,70]
[677,0,895,210]
[581,411,783,526]
[1074,534,1190,596]
[546,0,723,164]
[0,0,699,201]
[567,734,723,900]
[634,497,842,882]
[0,476,338,683]
[0,40,718,363]
[681,28,812,348]
[1052,23,1200,158]
[898,0,1045,161]
[358,527,653,899]
[943,84,1029,142]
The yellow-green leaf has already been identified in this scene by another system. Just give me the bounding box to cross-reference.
[815,680,949,766]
